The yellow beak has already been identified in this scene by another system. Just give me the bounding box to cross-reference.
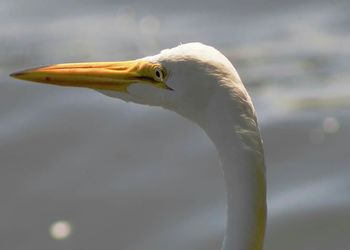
[10,60,169,93]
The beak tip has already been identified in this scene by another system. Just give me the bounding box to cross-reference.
[10,66,47,79]
[10,71,25,79]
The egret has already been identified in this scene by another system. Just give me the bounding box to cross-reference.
[11,43,266,250]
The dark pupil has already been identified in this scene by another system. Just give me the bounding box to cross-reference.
[156,70,161,78]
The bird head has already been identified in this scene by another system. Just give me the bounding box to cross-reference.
[11,43,243,124]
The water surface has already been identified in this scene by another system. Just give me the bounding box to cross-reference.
[1,0,350,249]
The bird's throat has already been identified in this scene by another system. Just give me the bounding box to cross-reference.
[203,89,266,250]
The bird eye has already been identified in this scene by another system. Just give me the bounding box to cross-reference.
[154,67,163,82]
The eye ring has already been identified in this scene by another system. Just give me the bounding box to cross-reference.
[154,67,163,82]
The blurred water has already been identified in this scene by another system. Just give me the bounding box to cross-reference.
[1,0,350,249]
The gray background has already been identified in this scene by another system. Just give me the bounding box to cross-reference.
[1,0,350,249]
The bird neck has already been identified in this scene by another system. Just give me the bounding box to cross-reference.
[203,87,266,250]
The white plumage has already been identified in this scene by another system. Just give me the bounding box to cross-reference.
[11,42,266,250]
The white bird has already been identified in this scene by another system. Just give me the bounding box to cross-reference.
[11,42,266,250]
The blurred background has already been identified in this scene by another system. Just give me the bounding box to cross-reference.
[1,0,350,249]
